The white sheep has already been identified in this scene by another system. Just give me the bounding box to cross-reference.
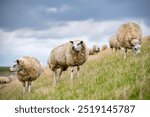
[48,40,89,84]
[109,35,121,51]
[0,75,14,87]
[101,44,107,51]
[9,56,42,92]
[116,22,142,59]
[89,45,100,55]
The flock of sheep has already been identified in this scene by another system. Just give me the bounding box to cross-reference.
[0,22,145,93]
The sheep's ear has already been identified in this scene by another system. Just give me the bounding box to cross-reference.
[16,59,20,64]
[80,41,83,44]
[70,41,74,44]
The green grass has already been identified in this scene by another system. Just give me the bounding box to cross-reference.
[0,67,10,76]
[0,42,150,100]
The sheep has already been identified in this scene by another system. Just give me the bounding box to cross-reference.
[109,35,121,51]
[48,40,89,84]
[101,44,107,51]
[89,48,94,55]
[89,45,100,55]
[116,22,142,59]
[0,75,14,87]
[9,56,42,92]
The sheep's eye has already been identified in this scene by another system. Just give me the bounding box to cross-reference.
[13,65,16,67]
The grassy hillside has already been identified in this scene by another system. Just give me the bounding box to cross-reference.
[0,67,10,76]
[0,41,150,100]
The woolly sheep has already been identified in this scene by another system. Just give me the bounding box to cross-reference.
[0,75,14,86]
[89,45,100,55]
[116,22,142,59]
[48,40,89,84]
[101,44,107,51]
[109,35,121,51]
[89,48,94,55]
[9,56,42,92]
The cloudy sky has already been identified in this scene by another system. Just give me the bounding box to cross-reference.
[0,0,150,66]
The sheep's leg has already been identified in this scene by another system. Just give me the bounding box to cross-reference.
[58,68,63,82]
[28,81,32,93]
[124,48,127,59]
[54,70,57,84]
[22,82,26,93]
[2,83,4,88]
[77,66,80,78]
[70,66,74,80]
[113,48,115,52]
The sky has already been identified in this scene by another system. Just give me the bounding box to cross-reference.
[0,0,150,66]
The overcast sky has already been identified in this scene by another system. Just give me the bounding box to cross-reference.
[0,0,150,66]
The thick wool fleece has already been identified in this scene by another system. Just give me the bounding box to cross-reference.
[109,35,121,50]
[117,22,142,49]
[48,40,88,71]
[17,56,42,82]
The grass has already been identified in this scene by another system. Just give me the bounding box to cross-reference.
[0,41,150,100]
[0,67,10,76]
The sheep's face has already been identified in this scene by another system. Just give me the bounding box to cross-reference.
[9,60,21,72]
[70,40,83,52]
[131,39,141,55]
[132,44,141,55]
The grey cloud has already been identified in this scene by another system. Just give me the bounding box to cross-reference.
[0,0,150,30]
[0,0,150,66]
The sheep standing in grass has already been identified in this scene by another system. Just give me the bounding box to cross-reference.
[89,45,100,55]
[101,44,107,51]
[109,35,121,51]
[116,22,142,59]
[9,56,42,92]
[0,75,14,87]
[48,40,88,84]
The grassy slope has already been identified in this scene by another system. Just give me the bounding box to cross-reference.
[0,41,150,100]
[0,67,10,76]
